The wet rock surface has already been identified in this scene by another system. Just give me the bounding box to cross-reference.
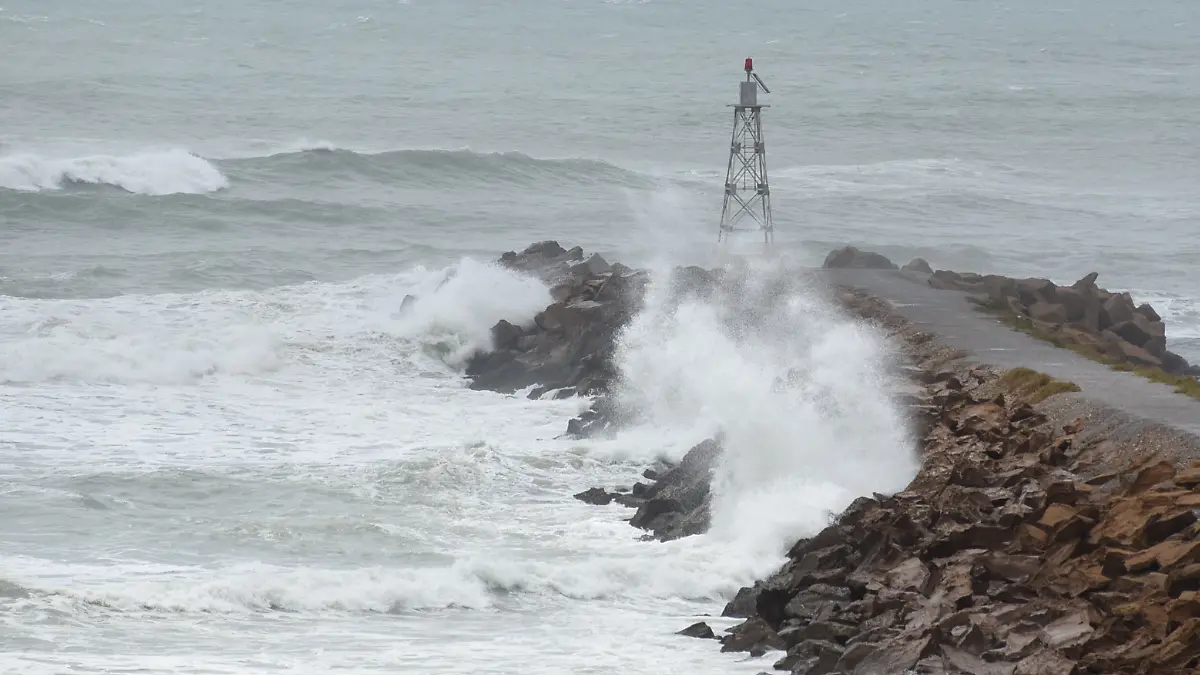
[465,241,649,400]
[705,288,1200,675]
[466,241,731,437]
[469,242,1200,674]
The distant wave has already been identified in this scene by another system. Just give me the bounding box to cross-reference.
[223,146,649,188]
[0,149,228,195]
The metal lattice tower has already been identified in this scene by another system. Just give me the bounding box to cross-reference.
[717,58,774,251]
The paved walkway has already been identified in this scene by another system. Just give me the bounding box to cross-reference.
[819,268,1200,437]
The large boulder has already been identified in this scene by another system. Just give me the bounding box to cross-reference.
[1028,302,1068,325]
[1100,292,1136,331]
[1101,330,1162,368]
[629,437,722,541]
[1016,278,1058,307]
[823,246,899,270]
[924,267,1190,377]
[1054,287,1088,323]
[902,258,933,274]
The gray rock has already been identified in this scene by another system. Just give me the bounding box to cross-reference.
[677,621,717,639]
[902,258,934,274]
[822,246,898,270]
[572,487,613,506]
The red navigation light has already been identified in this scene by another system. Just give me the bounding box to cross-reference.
[744,57,753,72]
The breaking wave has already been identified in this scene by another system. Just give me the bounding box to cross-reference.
[611,260,919,561]
[0,149,228,195]
[224,146,650,188]
[0,257,549,385]
[2,545,756,616]
[0,145,649,196]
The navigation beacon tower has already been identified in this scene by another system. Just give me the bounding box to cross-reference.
[717,58,774,252]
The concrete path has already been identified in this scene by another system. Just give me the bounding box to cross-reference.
[819,268,1200,437]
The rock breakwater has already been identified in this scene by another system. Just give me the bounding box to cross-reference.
[686,288,1200,675]
[465,240,647,402]
[469,242,1200,674]
[822,245,1200,379]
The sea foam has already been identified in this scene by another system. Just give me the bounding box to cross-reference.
[0,148,228,195]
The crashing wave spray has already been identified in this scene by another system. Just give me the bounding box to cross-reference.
[612,256,918,554]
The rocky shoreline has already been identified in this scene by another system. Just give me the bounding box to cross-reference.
[465,241,1200,675]
[692,288,1200,675]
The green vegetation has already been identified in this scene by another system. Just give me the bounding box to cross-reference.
[997,367,1082,404]
[971,297,1200,401]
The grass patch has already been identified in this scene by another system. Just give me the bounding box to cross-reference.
[998,367,1082,404]
[971,297,1200,401]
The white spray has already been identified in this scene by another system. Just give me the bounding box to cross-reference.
[612,256,918,560]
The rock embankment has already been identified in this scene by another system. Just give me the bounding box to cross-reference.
[465,240,646,406]
[684,288,1200,675]
[931,270,1199,378]
[822,246,1199,378]
[466,240,725,438]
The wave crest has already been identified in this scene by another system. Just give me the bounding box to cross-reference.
[0,149,228,195]
[229,146,647,187]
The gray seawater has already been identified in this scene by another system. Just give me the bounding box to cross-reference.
[2,1,1198,673]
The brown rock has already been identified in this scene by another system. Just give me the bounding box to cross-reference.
[1144,509,1198,545]
[1128,617,1200,667]
[834,641,877,672]
[774,638,843,671]
[720,617,786,653]
[1042,557,1109,597]
[1037,504,1091,544]
[885,557,931,593]
[941,646,1015,675]
[1167,590,1200,623]
[1174,465,1200,488]
[851,634,933,675]
[1166,564,1200,597]
[1013,648,1078,675]
[1039,611,1093,650]
[980,553,1041,583]
[790,620,859,644]
[1015,524,1050,551]
[1109,571,1168,597]
[1131,460,1176,494]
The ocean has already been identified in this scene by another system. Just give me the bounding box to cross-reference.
[2,0,1198,673]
